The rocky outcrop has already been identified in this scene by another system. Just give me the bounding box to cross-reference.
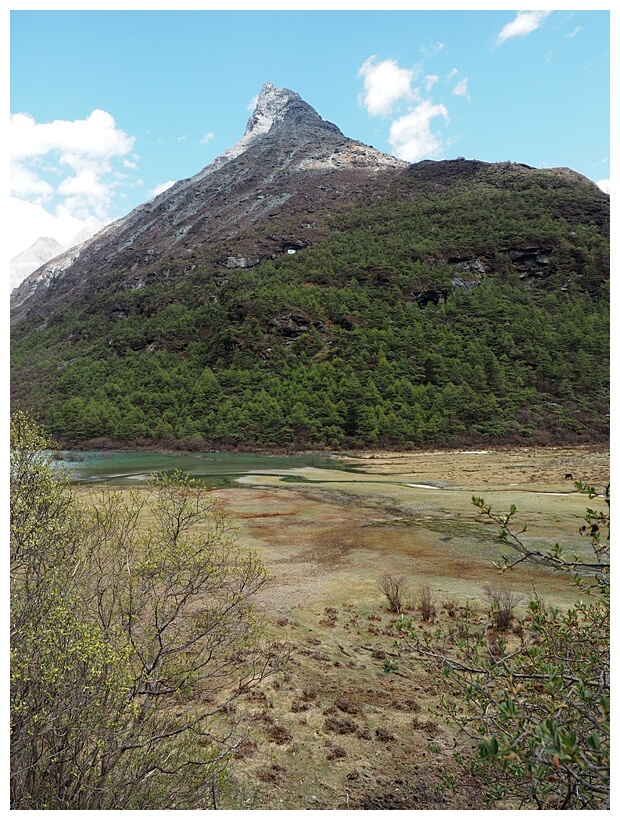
[506,247,552,280]
[225,256,260,269]
[413,289,448,308]
[268,313,325,343]
[447,255,487,275]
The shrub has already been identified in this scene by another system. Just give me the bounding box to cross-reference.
[10,411,280,810]
[482,583,522,630]
[417,584,436,621]
[404,487,610,809]
[442,594,460,617]
[378,574,408,612]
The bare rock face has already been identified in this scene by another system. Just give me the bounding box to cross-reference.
[11,83,406,322]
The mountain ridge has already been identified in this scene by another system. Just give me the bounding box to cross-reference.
[10,83,609,449]
[11,83,405,320]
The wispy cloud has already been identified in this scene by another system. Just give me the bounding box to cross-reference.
[389,100,449,162]
[496,11,551,46]
[419,41,444,59]
[452,78,470,100]
[200,131,214,145]
[358,56,418,117]
[566,26,583,39]
[10,109,136,220]
[425,74,439,92]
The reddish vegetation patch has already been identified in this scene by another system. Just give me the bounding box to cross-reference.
[233,509,302,519]
[324,715,359,735]
[232,737,258,760]
[256,764,287,784]
[326,745,347,761]
[375,727,396,742]
[265,724,294,745]
[334,695,361,716]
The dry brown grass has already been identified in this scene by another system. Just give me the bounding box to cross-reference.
[77,444,609,810]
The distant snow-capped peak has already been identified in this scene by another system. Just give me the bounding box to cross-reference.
[10,219,105,291]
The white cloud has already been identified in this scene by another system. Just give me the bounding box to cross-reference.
[452,78,469,99]
[10,162,55,203]
[420,41,444,59]
[8,196,105,260]
[10,109,136,221]
[247,95,259,112]
[425,74,439,92]
[56,169,114,219]
[447,68,458,80]
[11,109,134,166]
[566,26,583,39]
[388,100,449,163]
[358,56,417,117]
[200,131,214,145]
[596,179,610,194]
[148,180,176,199]
[497,11,551,46]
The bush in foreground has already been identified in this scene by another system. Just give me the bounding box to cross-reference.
[398,487,609,809]
[10,411,280,809]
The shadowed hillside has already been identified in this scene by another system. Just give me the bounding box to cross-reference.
[10,85,609,449]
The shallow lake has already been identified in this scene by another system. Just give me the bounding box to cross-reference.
[54,450,359,489]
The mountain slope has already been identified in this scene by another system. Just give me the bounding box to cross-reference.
[10,84,610,449]
[11,83,405,321]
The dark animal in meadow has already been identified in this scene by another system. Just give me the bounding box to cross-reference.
[565,473,573,480]
[580,523,600,537]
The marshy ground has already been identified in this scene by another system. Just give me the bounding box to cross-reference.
[81,444,609,809]
[204,445,609,809]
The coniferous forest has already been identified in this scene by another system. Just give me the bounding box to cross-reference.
[11,161,609,450]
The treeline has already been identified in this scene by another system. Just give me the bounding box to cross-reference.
[11,162,609,449]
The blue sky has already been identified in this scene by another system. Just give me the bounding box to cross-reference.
[8,4,612,259]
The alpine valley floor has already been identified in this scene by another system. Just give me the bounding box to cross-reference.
[77,444,609,809]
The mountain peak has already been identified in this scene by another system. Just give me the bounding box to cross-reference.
[190,83,344,182]
[243,82,343,140]
[11,82,406,312]
[243,83,300,136]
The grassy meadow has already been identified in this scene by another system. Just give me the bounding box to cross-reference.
[78,444,609,809]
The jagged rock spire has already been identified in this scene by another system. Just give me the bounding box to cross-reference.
[243,82,300,136]
[244,82,343,139]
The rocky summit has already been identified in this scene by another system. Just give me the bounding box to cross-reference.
[11,83,405,322]
[10,84,609,450]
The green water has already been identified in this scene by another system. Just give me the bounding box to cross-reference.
[54,450,357,488]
